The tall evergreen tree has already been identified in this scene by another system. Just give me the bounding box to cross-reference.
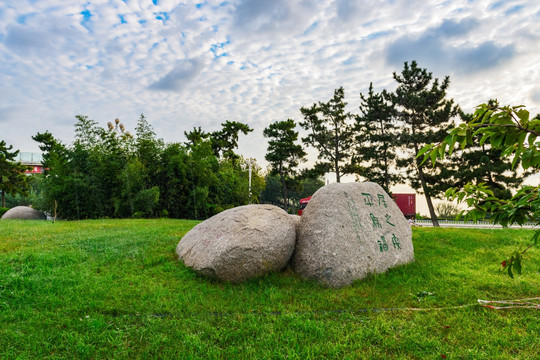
[210,120,253,161]
[0,141,29,207]
[387,61,459,226]
[300,87,355,182]
[184,127,210,147]
[354,83,400,192]
[263,119,307,211]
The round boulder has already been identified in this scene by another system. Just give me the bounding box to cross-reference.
[177,204,297,283]
[1,206,47,220]
[293,182,414,288]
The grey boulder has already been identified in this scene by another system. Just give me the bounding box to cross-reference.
[177,204,296,283]
[293,182,414,287]
[1,206,47,220]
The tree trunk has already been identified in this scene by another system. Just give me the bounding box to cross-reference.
[279,171,288,212]
[417,165,440,227]
[380,120,390,192]
[414,141,439,226]
[334,123,341,183]
[384,158,390,192]
[411,118,439,227]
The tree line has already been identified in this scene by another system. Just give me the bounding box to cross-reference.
[10,116,266,220]
[263,61,529,224]
[0,60,531,222]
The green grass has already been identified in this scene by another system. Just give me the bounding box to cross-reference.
[0,219,539,359]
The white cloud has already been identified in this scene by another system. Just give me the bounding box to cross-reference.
[149,57,206,92]
[0,0,540,169]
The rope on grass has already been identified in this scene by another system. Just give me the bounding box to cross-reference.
[109,297,539,320]
[477,297,540,310]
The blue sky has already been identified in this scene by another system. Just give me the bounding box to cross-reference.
[1,0,540,172]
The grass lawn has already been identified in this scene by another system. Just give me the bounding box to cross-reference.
[0,219,539,359]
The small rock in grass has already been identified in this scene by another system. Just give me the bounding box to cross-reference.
[1,206,47,220]
[177,204,296,283]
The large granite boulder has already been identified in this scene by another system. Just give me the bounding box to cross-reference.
[1,206,47,220]
[293,182,414,287]
[177,204,296,283]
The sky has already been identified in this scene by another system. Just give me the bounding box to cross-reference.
[1,0,540,179]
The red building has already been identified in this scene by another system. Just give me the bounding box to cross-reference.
[17,152,44,175]
[392,193,416,218]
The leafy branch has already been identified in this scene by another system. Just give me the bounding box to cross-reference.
[418,101,539,277]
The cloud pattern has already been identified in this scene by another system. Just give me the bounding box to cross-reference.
[386,17,516,74]
[0,0,539,168]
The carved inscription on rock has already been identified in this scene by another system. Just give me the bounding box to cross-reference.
[293,182,414,288]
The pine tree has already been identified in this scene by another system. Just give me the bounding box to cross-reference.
[387,61,459,226]
[354,83,400,192]
[263,119,307,211]
[300,87,355,182]
[0,141,29,207]
[210,121,253,162]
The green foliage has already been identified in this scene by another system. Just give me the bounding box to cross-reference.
[300,87,355,182]
[33,115,260,220]
[354,83,401,192]
[259,174,283,206]
[3,175,44,209]
[0,140,30,207]
[0,207,8,217]
[433,111,527,203]
[387,61,459,226]
[260,174,324,213]
[0,220,539,358]
[209,120,253,161]
[435,202,460,219]
[263,119,306,211]
[421,101,540,276]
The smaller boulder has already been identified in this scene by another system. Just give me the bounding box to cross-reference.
[1,206,47,220]
[177,204,296,283]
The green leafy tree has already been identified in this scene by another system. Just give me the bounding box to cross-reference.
[387,61,459,226]
[135,114,162,170]
[32,131,68,171]
[184,127,210,147]
[186,139,220,219]
[119,158,160,218]
[32,131,72,216]
[4,175,43,208]
[0,141,30,207]
[421,101,540,277]
[215,157,265,209]
[260,174,283,206]
[300,87,355,182]
[156,143,191,219]
[441,111,527,200]
[297,176,325,199]
[210,120,253,161]
[261,173,324,213]
[33,116,133,219]
[354,83,400,192]
[263,119,307,211]
[32,114,259,221]
[288,175,325,213]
